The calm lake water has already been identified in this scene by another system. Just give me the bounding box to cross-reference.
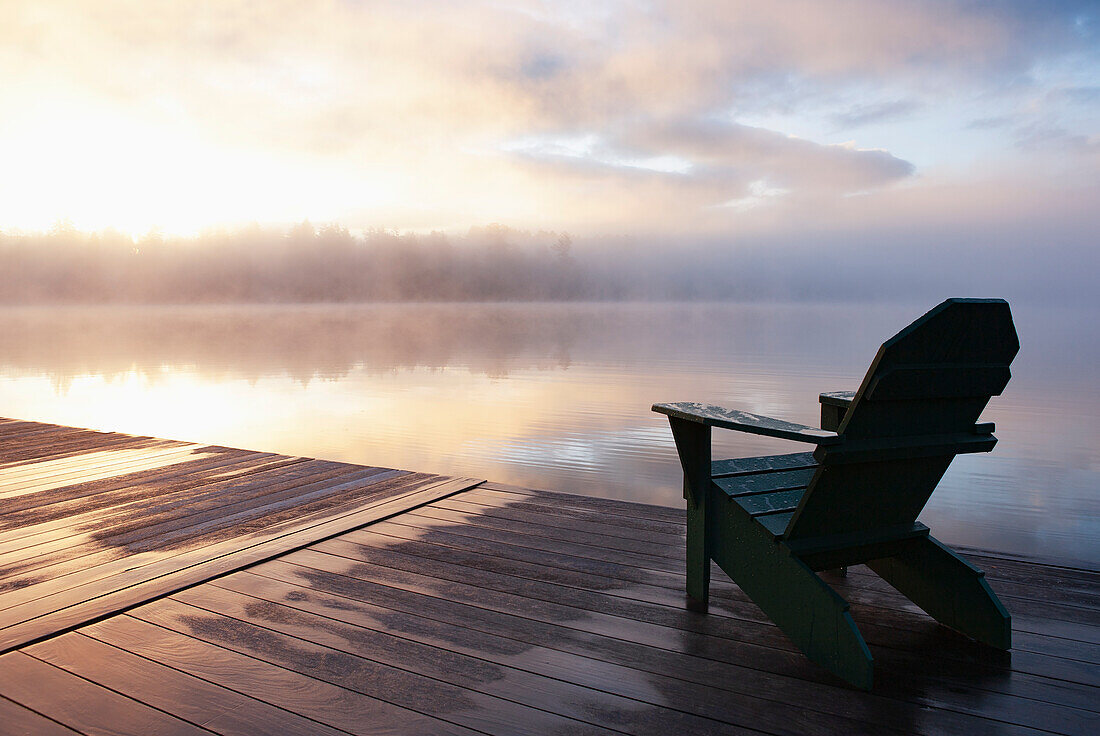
[0,301,1096,567]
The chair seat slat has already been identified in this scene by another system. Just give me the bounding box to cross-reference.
[713,467,816,497]
[731,488,806,517]
[711,452,817,478]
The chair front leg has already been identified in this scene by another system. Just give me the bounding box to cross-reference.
[685,488,711,609]
[668,417,711,610]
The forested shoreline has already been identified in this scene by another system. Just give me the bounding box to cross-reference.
[0,221,1089,305]
[0,223,598,303]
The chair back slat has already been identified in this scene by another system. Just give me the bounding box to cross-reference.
[784,299,1018,542]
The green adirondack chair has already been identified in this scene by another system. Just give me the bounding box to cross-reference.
[653,298,1019,689]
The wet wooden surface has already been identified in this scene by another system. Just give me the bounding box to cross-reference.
[0,418,480,654]
[1,469,1096,734]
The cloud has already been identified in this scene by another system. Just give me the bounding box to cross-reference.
[831,100,922,128]
[487,1,1097,126]
[1014,123,1099,160]
[5,1,1092,146]
[0,1,1096,237]
[624,119,915,191]
[495,118,916,233]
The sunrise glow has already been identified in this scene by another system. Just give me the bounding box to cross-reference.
[0,1,1094,240]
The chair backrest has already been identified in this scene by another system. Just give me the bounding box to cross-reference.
[784,298,1019,541]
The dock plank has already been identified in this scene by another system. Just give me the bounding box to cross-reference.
[25,632,349,736]
[0,474,479,653]
[450,489,1100,617]
[0,446,242,519]
[0,452,291,551]
[0,462,386,587]
[239,559,1051,736]
[171,584,752,736]
[391,503,1100,657]
[207,569,912,736]
[84,615,479,736]
[0,694,82,736]
[0,650,211,735]
[0,418,1095,735]
[318,528,1098,719]
[0,443,201,492]
[0,418,482,655]
[130,597,622,736]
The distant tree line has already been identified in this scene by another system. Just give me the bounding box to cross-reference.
[0,222,589,303]
[0,220,1086,305]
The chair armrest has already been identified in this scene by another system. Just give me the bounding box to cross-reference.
[818,391,855,408]
[819,391,855,431]
[652,402,841,445]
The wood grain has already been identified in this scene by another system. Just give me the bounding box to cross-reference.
[0,418,482,656]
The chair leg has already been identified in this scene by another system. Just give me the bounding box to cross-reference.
[668,417,712,611]
[868,535,1011,650]
[686,494,710,610]
[709,500,874,689]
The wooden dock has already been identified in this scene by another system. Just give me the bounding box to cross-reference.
[0,419,1096,735]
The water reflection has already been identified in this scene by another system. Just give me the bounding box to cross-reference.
[0,302,1095,566]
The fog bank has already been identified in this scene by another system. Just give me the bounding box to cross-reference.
[0,222,1093,306]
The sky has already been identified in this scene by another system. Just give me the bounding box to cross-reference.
[1,0,1097,244]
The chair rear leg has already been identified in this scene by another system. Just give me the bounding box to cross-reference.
[868,535,1011,649]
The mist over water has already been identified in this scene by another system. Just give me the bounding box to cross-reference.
[2,224,1096,306]
[0,301,1095,567]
